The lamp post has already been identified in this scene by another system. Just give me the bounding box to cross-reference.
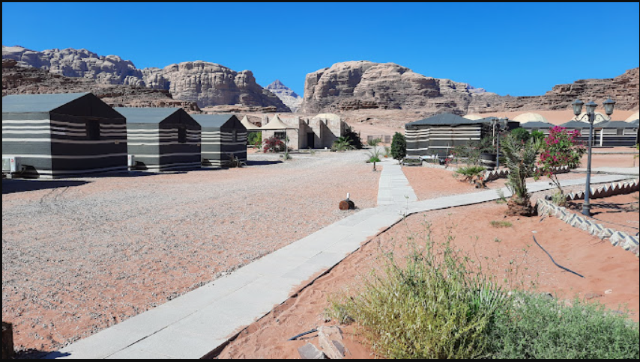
[572,98,616,216]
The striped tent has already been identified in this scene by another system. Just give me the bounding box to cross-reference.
[2,92,127,179]
[114,107,201,172]
[192,114,247,168]
[594,120,638,147]
[405,113,487,157]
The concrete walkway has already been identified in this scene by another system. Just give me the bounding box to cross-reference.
[574,166,639,176]
[47,166,634,359]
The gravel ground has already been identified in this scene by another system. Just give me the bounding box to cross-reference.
[1,149,381,354]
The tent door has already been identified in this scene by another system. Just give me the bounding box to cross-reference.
[307,132,314,148]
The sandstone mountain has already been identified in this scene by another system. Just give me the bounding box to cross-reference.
[265,80,303,112]
[2,59,201,112]
[301,61,639,115]
[2,45,290,112]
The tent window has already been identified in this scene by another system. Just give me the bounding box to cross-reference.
[178,126,187,143]
[86,121,100,140]
[274,131,285,140]
[617,128,624,136]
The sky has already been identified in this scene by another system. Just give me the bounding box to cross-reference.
[2,2,639,97]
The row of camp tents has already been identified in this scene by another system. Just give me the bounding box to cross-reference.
[406,111,639,158]
[2,92,249,179]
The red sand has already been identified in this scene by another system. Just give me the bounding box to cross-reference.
[217,200,639,359]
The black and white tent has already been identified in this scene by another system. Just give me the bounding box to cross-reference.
[594,120,638,147]
[2,92,127,179]
[405,113,486,157]
[114,107,201,171]
[191,114,247,168]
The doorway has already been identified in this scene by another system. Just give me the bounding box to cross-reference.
[307,132,315,148]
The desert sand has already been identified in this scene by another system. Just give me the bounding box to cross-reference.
[218,187,639,359]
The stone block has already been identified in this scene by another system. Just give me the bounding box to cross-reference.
[318,326,345,360]
[298,343,327,359]
[609,231,626,246]
[598,228,614,240]
[588,223,604,235]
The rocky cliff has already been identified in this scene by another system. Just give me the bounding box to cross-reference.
[265,80,303,112]
[2,59,201,111]
[2,45,290,111]
[301,61,639,115]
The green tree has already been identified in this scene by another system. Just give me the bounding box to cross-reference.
[511,128,531,143]
[501,133,542,216]
[390,132,406,161]
[530,130,545,142]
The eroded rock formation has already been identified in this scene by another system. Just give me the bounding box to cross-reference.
[301,61,639,115]
[2,59,201,112]
[2,45,290,111]
[265,80,303,113]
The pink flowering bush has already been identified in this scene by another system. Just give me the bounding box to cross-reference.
[263,136,286,153]
[535,126,586,205]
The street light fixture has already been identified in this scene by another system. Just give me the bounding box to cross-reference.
[572,98,616,216]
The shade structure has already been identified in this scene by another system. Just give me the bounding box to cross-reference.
[513,112,548,124]
[261,115,291,130]
[463,114,484,120]
[240,115,261,131]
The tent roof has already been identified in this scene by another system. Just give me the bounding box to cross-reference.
[261,114,292,130]
[406,113,484,127]
[559,120,592,129]
[630,119,639,126]
[191,114,237,128]
[520,121,553,129]
[2,92,90,113]
[114,107,181,124]
[240,115,261,130]
[596,120,638,129]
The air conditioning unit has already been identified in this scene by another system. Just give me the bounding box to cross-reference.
[127,155,135,167]
[2,156,23,174]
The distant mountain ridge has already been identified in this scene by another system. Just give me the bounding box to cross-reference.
[2,45,290,112]
[301,61,639,115]
[265,80,303,113]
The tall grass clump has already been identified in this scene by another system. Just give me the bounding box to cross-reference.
[488,291,639,359]
[327,227,507,359]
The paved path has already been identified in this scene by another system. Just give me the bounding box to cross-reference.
[574,167,639,176]
[47,165,634,359]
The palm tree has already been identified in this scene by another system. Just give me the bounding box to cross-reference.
[501,134,541,216]
[332,137,355,152]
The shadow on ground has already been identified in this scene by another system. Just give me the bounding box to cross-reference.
[2,179,90,194]
[13,348,70,359]
[246,160,283,166]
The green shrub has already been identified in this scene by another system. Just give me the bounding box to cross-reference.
[247,131,262,147]
[454,165,485,182]
[367,138,382,147]
[511,128,531,143]
[332,136,355,152]
[326,229,506,359]
[488,291,639,359]
[391,132,406,161]
[530,130,545,141]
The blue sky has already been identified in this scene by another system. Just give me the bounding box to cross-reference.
[2,2,639,97]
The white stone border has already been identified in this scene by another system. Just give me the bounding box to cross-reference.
[536,198,639,256]
[565,179,640,201]
[484,166,570,182]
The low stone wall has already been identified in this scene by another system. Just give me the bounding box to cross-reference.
[565,179,639,201]
[536,198,639,256]
[484,166,570,182]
